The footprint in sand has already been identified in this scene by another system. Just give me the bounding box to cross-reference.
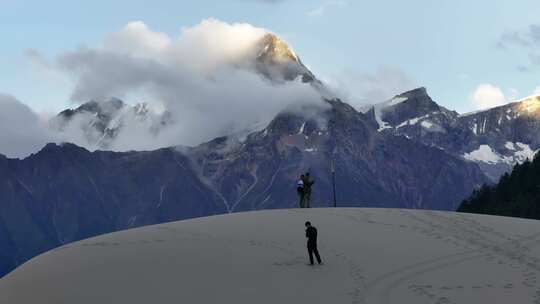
[472,285,482,289]
[435,297,452,304]
[504,283,514,289]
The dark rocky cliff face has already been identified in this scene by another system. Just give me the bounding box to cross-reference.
[187,98,487,211]
[0,143,226,277]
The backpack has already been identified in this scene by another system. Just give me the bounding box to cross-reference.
[297,179,304,193]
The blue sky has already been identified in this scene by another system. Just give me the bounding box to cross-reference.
[1,0,539,113]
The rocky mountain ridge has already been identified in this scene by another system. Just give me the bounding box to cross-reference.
[363,88,540,180]
[0,95,489,278]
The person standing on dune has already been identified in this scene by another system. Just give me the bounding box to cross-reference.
[302,172,314,208]
[305,221,322,265]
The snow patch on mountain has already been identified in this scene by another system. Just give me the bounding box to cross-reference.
[464,143,537,165]
[395,114,429,128]
[298,121,306,134]
[369,105,391,131]
[505,141,516,150]
[422,121,446,133]
[387,96,408,106]
[464,145,502,164]
[458,109,484,118]
[420,120,433,129]
[512,142,537,163]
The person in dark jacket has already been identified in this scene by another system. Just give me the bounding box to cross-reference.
[305,221,322,265]
[302,173,315,208]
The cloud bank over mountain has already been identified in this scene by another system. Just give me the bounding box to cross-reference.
[471,84,508,110]
[3,19,325,157]
[328,66,417,109]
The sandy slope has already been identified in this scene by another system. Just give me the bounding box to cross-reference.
[2,208,540,304]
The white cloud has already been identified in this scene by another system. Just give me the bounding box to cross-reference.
[103,21,172,58]
[0,94,57,158]
[471,84,507,110]
[307,1,347,16]
[24,19,326,153]
[48,18,274,102]
[327,66,417,109]
[534,86,540,95]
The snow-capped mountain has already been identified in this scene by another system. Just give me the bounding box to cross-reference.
[0,94,488,278]
[48,33,321,151]
[459,95,540,174]
[50,98,172,150]
[52,97,127,142]
[363,88,540,180]
[254,33,317,83]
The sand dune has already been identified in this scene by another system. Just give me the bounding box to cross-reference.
[2,208,540,304]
